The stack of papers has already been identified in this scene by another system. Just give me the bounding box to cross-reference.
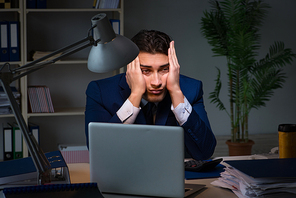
[211,158,296,197]
[0,86,20,114]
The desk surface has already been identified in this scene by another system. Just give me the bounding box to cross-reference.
[68,163,236,198]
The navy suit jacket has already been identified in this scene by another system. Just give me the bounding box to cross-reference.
[85,73,216,160]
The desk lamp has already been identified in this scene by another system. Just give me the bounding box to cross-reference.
[0,13,139,185]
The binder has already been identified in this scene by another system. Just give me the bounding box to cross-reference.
[36,0,46,8]
[28,123,40,156]
[3,126,13,161]
[26,0,36,8]
[95,0,100,8]
[8,21,20,62]
[3,183,104,198]
[29,122,40,144]
[8,122,23,159]
[0,150,70,186]
[110,19,120,34]
[0,21,10,62]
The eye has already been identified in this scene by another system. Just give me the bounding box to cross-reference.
[159,66,169,74]
[141,69,151,75]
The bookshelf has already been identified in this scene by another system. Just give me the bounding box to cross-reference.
[0,0,124,159]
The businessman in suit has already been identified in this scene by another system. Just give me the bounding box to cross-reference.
[85,30,216,160]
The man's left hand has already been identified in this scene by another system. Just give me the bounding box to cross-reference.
[167,41,184,108]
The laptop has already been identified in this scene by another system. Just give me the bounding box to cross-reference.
[88,122,205,198]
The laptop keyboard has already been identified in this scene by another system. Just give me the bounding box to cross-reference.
[184,158,222,172]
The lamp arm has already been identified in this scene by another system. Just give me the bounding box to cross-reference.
[0,77,51,184]
[12,35,97,81]
[0,27,98,185]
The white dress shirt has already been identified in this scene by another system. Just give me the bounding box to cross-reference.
[116,97,192,126]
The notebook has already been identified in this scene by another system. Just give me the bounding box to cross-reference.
[88,122,204,198]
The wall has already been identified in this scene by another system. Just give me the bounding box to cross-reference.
[124,0,296,136]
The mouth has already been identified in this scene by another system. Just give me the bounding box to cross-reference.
[149,89,163,95]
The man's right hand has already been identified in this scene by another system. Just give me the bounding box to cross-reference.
[126,56,146,108]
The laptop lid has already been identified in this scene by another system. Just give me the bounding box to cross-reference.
[89,122,185,198]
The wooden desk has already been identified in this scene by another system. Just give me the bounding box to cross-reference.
[68,163,236,198]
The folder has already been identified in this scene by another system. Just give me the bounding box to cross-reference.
[214,158,296,197]
[8,122,23,159]
[8,21,20,62]
[26,0,36,8]
[3,126,13,161]
[0,21,10,62]
[185,163,225,179]
[110,19,120,34]
[0,150,70,187]
[3,183,104,198]
[36,0,46,8]
[224,158,296,178]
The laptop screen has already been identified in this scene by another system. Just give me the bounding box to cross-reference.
[88,122,185,198]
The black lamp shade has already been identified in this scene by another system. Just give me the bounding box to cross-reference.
[87,13,139,73]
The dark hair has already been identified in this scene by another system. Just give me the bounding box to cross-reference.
[131,30,172,56]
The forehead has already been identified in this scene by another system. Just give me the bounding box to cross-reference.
[138,52,169,67]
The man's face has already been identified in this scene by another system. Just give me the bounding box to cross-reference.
[138,52,169,103]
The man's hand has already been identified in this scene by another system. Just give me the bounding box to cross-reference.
[167,41,184,108]
[126,56,146,107]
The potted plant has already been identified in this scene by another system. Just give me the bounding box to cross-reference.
[200,0,296,155]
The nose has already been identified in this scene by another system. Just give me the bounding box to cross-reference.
[150,72,162,88]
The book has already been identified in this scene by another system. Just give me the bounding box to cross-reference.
[3,183,104,198]
[212,158,296,197]
[32,51,63,61]
[0,150,70,187]
[28,86,54,113]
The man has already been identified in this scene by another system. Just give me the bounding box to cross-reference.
[85,30,216,160]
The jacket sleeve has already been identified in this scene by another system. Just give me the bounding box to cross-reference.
[182,81,216,160]
[85,80,122,147]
